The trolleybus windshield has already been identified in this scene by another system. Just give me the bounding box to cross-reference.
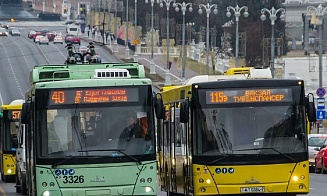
[193,87,307,164]
[34,86,155,164]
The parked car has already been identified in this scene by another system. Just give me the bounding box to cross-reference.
[314,138,327,173]
[65,34,81,45]
[308,134,327,172]
[39,36,49,45]
[53,36,63,44]
[11,29,20,36]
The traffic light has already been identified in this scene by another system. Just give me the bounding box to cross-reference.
[80,4,86,19]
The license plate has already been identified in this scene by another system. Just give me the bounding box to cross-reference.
[240,187,265,193]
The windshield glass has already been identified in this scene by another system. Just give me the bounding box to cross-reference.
[36,106,154,159]
[308,137,327,147]
[2,110,20,151]
[193,105,306,158]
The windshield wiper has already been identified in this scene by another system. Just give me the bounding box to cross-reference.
[51,156,80,168]
[78,149,141,164]
[208,154,234,165]
[234,147,296,163]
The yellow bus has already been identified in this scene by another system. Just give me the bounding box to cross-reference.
[223,67,253,75]
[155,76,316,195]
[0,99,23,182]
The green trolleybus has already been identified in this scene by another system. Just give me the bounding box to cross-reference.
[21,63,158,196]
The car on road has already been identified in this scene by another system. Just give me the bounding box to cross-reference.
[39,36,49,45]
[11,29,20,36]
[309,134,327,171]
[314,138,327,173]
[0,28,8,36]
[28,30,36,38]
[34,35,43,43]
[53,36,63,44]
[65,34,81,45]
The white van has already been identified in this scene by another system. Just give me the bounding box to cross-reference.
[66,24,80,36]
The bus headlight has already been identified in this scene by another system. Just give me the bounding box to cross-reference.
[145,187,152,192]
[199,178,204,183]
[140,178,145,183]
[42,182,47,187]
[7,169,12,174]
[42,191,50,196]
[147,178,152,183]
[292,176,299,182]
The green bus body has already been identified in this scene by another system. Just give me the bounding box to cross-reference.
[22,63,157,196]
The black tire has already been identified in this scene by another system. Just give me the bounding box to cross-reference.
[21,174,28,195]
[322,159,327,174]
[16,172,21,193]
[315,160,321,173]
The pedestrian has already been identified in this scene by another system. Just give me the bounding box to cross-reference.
[106,31,109,43]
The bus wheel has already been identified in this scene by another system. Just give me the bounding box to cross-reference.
[21,174,28,195]
[1,173,6,182]
[15,173,21,193]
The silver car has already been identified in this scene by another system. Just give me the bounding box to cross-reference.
[308,134,327,171]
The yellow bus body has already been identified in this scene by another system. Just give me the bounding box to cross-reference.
[224,67,253,75]
[192,161,309,195]
[0,100,23,182]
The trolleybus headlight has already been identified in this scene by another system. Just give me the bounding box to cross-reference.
[7,169,12,174]
[200,187,206,192]
[206,179,211,184]
[147,178,152,183]
[300,175,305,180]
[50,182,55,187]
[145,187,152,193]
[292,176,299,182]
[42,190,50,196]
[140,178,145,183]
[299,184,304,189]
[199,178,204,183]
[42,182,47,187]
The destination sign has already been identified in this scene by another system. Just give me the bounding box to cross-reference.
[8,110,21,121]
[205,88,292,104]
[49,88,139,105]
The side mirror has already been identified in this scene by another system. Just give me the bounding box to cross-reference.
[21,103,31,124]
[314,147,320,151]
[306,93,316,122]
[154,93,165,119]
[180,101,189,123]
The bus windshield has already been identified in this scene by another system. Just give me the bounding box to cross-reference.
[193,105,306,160]
[2,110,20,151]
[37,105,154,159]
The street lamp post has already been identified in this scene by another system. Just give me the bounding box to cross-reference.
[125,0,130,59]
[145,0,159,74]
[174,2,192,82]
[260,7,285,78]
[134,0,138,61]
[113,0,119,52]
[160,0,175,86]
[198,3,218,75]
[226,5,249,68]
[107,0,111,46]
[307,4,327,88]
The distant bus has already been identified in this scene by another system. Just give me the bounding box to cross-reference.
[224,67,253,75]
[66,24,80,36]
[155,75,316,196]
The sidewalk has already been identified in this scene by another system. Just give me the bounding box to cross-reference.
[81,34,199,88]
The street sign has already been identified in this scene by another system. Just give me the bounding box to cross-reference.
[316,87,326,97]
[317,97,326,110]
[316,110,326,120]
